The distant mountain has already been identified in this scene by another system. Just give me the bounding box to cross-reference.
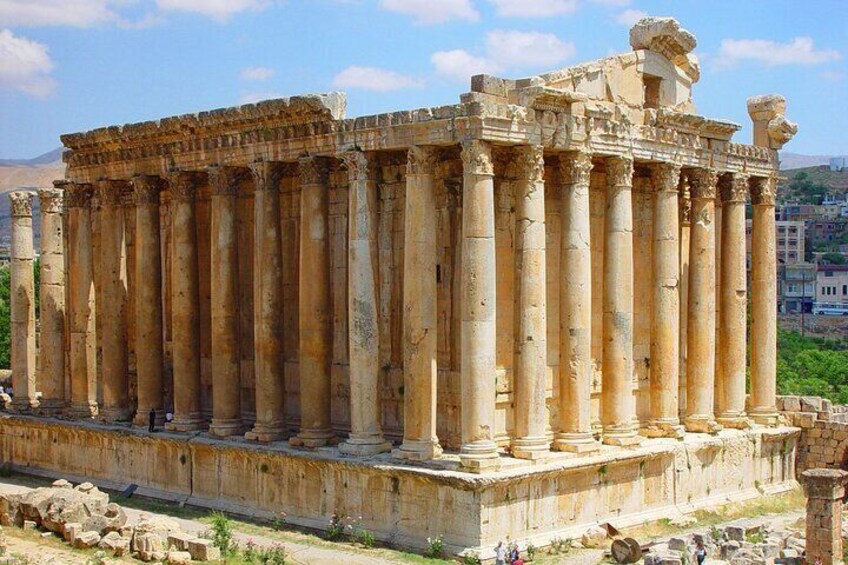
[779,152,837,171]
[0,148,64,250]
[0,148,63,167]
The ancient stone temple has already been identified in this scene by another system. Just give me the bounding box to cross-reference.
[2,18,801,557]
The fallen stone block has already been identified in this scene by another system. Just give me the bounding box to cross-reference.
[72,530,101,549]
[722,541,741,560]
[51,479,72,489]
[22,520,37,530]
[187,538,220,561]
[725,526,745,542]
[165,550,193,564]
[167,531,195,551]
[133,530,164,558]
[63,522,81,543]
[668,537,688,552]
[99,530,131,556]
[581,524,608,548]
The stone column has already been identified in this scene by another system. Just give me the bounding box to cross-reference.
[645,163,684,438]
[65,183,98,417]
[459,140,499,471]
[396,146,442,461]
[9,191,38,411]
[749,175,779,426]
[339,151,391,456]
[802,469,847,565]
[601,156,640,446]
[553,151,599,453]
[95,180,130,421]
[510,145,549,460]
[246,162,287,442]
[37,188,66,414]
[684,169,721,433]
[293,156,334,447]
[167,171,205,431]
[716,173,750,428]
[678,180,691,420]
[207,166,246,437]
[131,175,165,426]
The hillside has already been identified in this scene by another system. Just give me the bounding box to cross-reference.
[778,165,848,203]
[778,152,835,171]
[0,151,64,250]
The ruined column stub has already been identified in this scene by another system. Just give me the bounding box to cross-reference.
[37,187,66,414]
[9,191,38,411]
[802,469,847,565]
[747,94,798,150]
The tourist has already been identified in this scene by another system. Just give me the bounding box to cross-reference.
[511,552,525,565]
[509,543,519,563]
[695,541,707,565]
[495,541,507,565]
[165,412,173,424]
[148,409,156,433]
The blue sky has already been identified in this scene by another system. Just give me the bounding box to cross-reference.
[0,0,845,159]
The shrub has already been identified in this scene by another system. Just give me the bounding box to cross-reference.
[209,511,239,556]
[425,534,445,559]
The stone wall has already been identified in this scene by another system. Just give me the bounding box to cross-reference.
[779,395,848,474]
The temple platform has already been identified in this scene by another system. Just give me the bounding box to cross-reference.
[0,415,799,558]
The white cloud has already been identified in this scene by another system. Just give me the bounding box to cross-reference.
[0,29,55,97]
[155,0,269,22]
[378,0,478,24]
[332,66,423,91]
[614,8,646,26]
[716,36,842,69]
[431,49,502,82]
[591,0,630,6]
[241,66,274,81]
[489,0,578,18]
[0,0,122,27]
[239,90,282,104]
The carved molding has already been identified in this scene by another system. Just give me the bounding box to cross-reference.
[207,166,246,196]
[65,183,94,209]
[514,145,545,183]
[249,161,288,192]
[167,171,205,202]
[605,156,634,187]
[37,188,64,214]
[298,156,330,186]
[719,173,748,203]
[687,168,718,200]
[95,179,129,207]
[750,175,777,206]
[341,151,378,183]
[9,191,34,217]
[651,162,681,193]
[132,175,165,204]
[461,140,493,176]
[407,146,437,176]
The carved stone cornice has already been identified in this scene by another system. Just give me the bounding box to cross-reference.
[207,166,248,196]
[341,151,378,183]
[407,146,437,176]
[461,139,493,176]
[9,191,34,217]
[298,156,330,186]
[650,162,681,193]
[65,183,93,209]
[605,156,634,187]
[514,145,544,184]
[687,168,718,200]
[558,151,593,186]
[719,173,749,204]
[37,188,64,214]
[750,175,777,206]
[679,176,691,225]
[167,171,205,202]
[132,175,165,205]
[95,179,129,208]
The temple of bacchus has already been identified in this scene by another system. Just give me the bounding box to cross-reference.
[2,18,801,557]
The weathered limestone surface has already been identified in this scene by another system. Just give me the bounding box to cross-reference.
[9,191,38,411]
[36,188,65,413]
[802,468,846,565]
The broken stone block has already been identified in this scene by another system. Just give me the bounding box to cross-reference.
[725,526,745,542]
[761,543,780,559]
[722,541,741,560]
[187,538,220,561]
[72,530,101,549]
[165,550,193,564]
[63,522,81,542]
[581,524,608,548]
[51,479,72,489]
[668,537,688,552]
[800,397,822,413]
[167,531,195,551]
[133,530,164,560]
[23,519,36,530]
[99,530,131,556]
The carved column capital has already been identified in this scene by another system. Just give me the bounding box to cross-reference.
[207,166,249,196]
[407,146,437,175]
[514,145,545,183]
[167,171,205,202]
[132,175,165,205]
[249,161,287,193]
[64,182,93,209]
[719,172,749,204]
[750,175,777,206]
[9,191,34,217]
[559,151,593,186]
[298,156,330,186]
[651,162,681,193]
[461,139,493,176]
[341,151,378,183]
[687,168,718,200]
[37,187,64,214]
[605,156,634,187]
[95,179,129,208]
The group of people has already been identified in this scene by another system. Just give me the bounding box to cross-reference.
[494,541,525,565]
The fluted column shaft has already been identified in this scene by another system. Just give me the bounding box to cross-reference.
[553,151,599,453]
[396,147,442,461]
[247,162,287,442]
[96,180,130,421]
[750,176,779,425]
[459,140,499,471]
[167,172,205,431]
[207,167,245,437]
[293,157,334,447]
[601,156,640,446]
[37,187,66,413]
[717,173,750,428]
[685,169,721,433]
[511,145,549,459]
[678,182,691,420]
[646,163,684,438]
[66,183,98,417]
[9,191,38,411]
[132,176,165,425]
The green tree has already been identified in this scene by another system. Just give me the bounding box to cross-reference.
[777,329,848,404]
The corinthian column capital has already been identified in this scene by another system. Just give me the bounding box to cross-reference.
[687,168,718,200]
[37,187,64,214]
[95,179,129,208]
[132,175,165,204]
[208,166,248,196]
[407,146,437,176]
[606,156,634,187]
[298,156,330,186]
[249,161,287,192]
[719,172,749,204]
[9,191,34,217]
[750,175,777,206]
[64,182,94,209]
[167,171,205,202]
[514,145,544,183]
[651,162,681,193]
[461,139,493,176]
[559,151,593,186]
[341,151,378,183]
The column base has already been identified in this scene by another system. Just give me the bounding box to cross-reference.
[290,428,334,448]
[684,416,723,434]
[510,436,551,460]
[552,432,601,454]
[245,421,287,442]
[209,418,246,438]
[339,436,392,457]
[10,398,39,413]
[602,424,642,447]
[717,414,751,429]
[133,409,165,427]
[459,441,500,473]
[640,420,685,439]
[67,402,98,419]
[99,406,132,422]
[393,439,443,461]
[749,410,779,426]
[165,413,206,432]
[36,399,66,417]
